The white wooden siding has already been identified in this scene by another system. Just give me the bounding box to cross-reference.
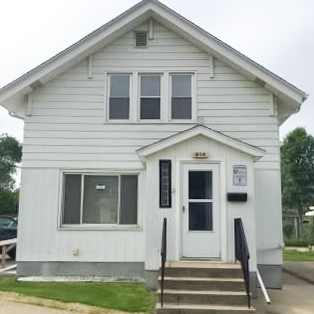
[17,169,145,262]
[144,135,257,270]
[23,23,278,171]
[18,20,281,265]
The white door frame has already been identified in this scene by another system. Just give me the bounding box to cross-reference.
[180,162,222,259]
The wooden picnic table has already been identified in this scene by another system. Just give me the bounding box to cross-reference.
[0,238,17,268]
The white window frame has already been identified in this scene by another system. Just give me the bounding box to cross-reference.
[138,73,164,122]
[103,71,196,124]
[59,170,141,231]
[169,72,196,122]
[104,72,133,123]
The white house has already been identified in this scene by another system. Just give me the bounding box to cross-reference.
[0,0,307,289]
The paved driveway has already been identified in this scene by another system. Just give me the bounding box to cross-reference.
[254,271,314,313]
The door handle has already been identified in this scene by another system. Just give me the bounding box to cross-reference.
[183,206,185,212]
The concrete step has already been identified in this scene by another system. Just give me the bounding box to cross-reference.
[156,261,254,312]
[157,289,248,306]
[159,276,245,291]
[156,303,256,314]
[164,262,243,279]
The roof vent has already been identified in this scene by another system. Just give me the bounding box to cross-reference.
[135,31,148,47]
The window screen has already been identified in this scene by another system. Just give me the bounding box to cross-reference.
[171,74,192,119]
[62,174,138,225]
[83,176,118,224]
[120,175,138,224]
[159,160,172,208]
[109,74,130,120]
[63,174,81,224]
[140,75,160,119]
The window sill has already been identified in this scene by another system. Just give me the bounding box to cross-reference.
[104,121,196,124]
[58,224,143,232]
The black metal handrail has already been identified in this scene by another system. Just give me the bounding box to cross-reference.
[234,218,251,308]
[160,217,167,308]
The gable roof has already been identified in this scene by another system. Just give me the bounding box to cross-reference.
[0,0,308,122]
[137,124,265,161]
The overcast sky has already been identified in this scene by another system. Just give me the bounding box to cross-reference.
[1,0,313,143]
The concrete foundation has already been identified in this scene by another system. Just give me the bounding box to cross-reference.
[257,264,282,289]
[17,261,145,282]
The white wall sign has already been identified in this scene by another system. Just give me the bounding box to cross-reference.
[233,165,247,186]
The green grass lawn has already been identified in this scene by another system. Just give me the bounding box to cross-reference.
[0,278,155,313]
[283,248,314,261]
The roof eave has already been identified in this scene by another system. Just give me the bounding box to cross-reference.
[0,1,155,110]
[0,0,307,117]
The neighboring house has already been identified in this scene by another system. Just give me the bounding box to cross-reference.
[0,0,307,289]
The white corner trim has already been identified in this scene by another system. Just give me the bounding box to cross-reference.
[103,72,108,122]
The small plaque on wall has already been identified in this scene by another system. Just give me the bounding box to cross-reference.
[233,165,247,186]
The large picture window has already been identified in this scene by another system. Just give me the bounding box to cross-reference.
[62,174,138,225]
[108,74,130,120]
[171,73,192,119]
[140,74,161,119]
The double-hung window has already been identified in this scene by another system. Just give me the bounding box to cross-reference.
[140,74,161,120]
[62,174,138,226]
[108,74,130,120]
[171,73,192,120]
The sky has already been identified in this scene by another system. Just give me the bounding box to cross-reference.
[0,0,314,143]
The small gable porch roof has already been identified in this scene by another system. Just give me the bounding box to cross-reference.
[137,124,265,161]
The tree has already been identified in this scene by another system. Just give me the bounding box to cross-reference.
[281,127,314,236]
[0,134,22,215]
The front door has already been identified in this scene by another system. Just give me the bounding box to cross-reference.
[182,164,220,258]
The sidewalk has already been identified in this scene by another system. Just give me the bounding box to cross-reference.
[283,261,314,284]
[0,301,79,314]
[254,262,314,313]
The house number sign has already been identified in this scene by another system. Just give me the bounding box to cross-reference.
[233,165,247,186]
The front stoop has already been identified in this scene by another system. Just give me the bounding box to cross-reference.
[156,261,255,314]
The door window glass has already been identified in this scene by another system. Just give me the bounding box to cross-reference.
[189,203,213,231]
[189,171,212,199]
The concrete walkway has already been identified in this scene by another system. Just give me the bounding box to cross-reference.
[1,301,80,314]
[283,261,314,284]
[254,262,314,313]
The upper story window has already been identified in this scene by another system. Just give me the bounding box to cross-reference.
[140,74,161,120]
[108,74,130,120]
[171,73,192,120]
[105,72,195,123]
